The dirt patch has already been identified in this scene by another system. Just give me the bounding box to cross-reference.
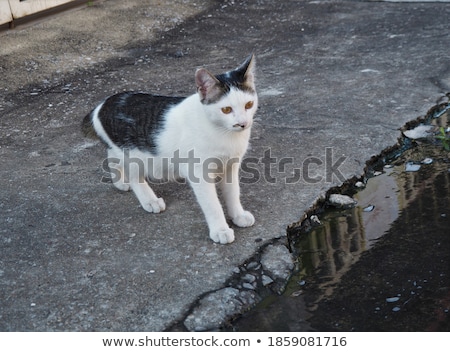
[0,0,211,93]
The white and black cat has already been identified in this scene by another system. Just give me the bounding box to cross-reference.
[82,55,258,244]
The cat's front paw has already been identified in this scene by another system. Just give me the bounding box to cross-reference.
[232,211,255,228]
[142,197,166,213]
[210,227,235,244]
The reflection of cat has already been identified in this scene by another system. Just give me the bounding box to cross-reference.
[82,55,258,244]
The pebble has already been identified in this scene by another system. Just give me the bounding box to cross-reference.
[386,297,400,303]
[421,157,433,164]
[242,274,256,283]
[403,124,433,139]
[328,194,357,208]
[262,275,274,286]
[242,283,255,290]
[405,162,421,172]
[363,205,375,212]
[355,181,365,188]
[245,262,260,270]
[310,215,321,225]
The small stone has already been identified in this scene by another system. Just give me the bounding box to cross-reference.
[421,157,433,165]
[328,194,357,208]
[355,181,365,188]
[245,262,260,270]
[310,215,321,225]
[242,282,255,290]
[403,124,433,139]
[405,162,421,172]
[242,274,256,283]
[262,275,274,286]
[386,297,400,303]
[363,205,375,212]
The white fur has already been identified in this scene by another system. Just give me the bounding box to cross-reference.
[92,71,257,244]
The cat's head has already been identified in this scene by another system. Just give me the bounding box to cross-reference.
[195,54,258,132]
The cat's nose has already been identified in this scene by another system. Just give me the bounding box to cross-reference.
[233,122,247,129]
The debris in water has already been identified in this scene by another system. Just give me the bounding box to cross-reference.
[384,164,394,169]
[392,307,401,312]
[328,194,357,208]
[373,171,383,176]
[403,124,433,139]
[291,290,303,297]
[405,162,421,172]
[363,205,375,212]
[386,297,400,303]
[310,215,321,225]
[421,157,433,164]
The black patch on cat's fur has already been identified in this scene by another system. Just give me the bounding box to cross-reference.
[97,92,184,154]
[208,55,255,104]
[215,70,254,95]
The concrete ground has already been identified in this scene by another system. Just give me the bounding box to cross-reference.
[0,0,449,331]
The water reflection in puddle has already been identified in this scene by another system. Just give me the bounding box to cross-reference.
[229,105,450,331]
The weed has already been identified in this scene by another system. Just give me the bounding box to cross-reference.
[435,126,450,151]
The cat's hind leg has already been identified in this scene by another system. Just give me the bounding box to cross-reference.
[107,149,130,191]
[125,150,166,213]
[130,181,166,213]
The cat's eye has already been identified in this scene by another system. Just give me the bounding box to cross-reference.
[221,106,233,114]
[245,101,254,110]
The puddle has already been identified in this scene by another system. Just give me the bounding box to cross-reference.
[227,103,450,331]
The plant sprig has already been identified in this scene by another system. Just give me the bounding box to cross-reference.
[436,126,450,151]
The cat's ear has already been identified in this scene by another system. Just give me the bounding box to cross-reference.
[237,54,256,88]
[195,68,222,103]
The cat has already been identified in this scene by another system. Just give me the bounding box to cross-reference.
[82,55,258,244]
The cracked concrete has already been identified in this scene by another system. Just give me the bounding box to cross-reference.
[1,0,449,331]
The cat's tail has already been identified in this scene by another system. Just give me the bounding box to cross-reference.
[81,110,98,139]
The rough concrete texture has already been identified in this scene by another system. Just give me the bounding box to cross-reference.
[1,0,449,331]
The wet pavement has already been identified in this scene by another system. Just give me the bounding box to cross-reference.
[1,0,450,331]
